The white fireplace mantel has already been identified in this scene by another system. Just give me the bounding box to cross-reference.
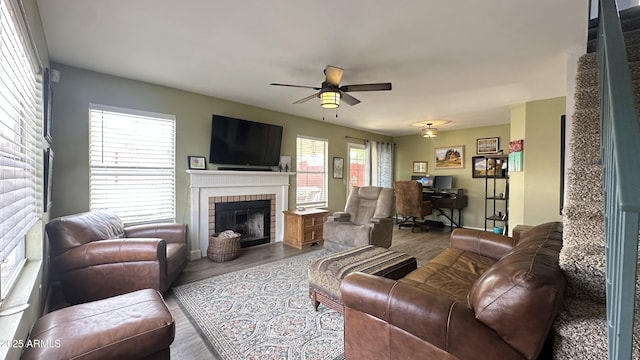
[186,170,294,260]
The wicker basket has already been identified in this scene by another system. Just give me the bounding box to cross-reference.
[207,231,241,262]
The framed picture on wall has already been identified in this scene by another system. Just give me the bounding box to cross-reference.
[434,146,464,169]
[333,157,344,179]
[43,147,54,212]
[43,67,53,144]
[412,161,427,174]
[476,137,499,154]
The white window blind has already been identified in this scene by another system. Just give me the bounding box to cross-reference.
[89,105,176,225]
[0,0,40,299]
[296,136,327,207]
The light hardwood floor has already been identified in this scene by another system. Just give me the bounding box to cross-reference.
[167,227,452,359]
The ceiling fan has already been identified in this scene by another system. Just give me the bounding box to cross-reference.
[270,65,392,109]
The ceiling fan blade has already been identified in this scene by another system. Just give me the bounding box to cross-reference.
[270,83,321,90]
[340,83,392,92]
[293,92,319,104]
[324,66,344,86]
[340,91,361,106]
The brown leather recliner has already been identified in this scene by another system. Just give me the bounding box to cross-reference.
[45,211,188,304]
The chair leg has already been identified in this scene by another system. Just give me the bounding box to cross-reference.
[411,217,430,232]
[397,215,413,229]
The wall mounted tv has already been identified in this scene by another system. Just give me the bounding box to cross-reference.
[209,115,283,167]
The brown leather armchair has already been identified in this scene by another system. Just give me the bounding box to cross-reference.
[394,180,432,231]
[322,186,395,252]
[45,211,188,304]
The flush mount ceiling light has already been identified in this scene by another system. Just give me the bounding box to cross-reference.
[320,90,340,109]
[421,123,438,138]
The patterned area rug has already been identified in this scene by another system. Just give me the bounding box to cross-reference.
[172,250,344,360]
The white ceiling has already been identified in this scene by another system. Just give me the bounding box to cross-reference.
[36,0,589,136]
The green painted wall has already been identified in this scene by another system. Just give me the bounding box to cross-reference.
[49,63,392,223]
[393,97,565,232]
[393,124,511,230]
[509,104,527,230]
[520,97,566,226]
[508,97,565,232]
[49,66,565,238]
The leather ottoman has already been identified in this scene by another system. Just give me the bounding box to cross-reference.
[308,245,417,313]
[22,289,175,360]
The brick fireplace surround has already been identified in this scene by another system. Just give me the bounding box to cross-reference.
[187,170,294,260]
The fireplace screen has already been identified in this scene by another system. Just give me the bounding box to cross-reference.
[215,200,271,247]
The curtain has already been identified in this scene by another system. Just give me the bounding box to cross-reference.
[376,142,395,188]
[364,140,372,185]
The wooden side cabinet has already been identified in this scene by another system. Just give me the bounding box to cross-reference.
[283,208,328,249]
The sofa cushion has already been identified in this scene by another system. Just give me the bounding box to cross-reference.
[467,221,565,358]
[400,247,497,303]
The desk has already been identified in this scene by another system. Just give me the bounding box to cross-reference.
[423,192,468,231]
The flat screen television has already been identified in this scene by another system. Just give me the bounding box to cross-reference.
[209,115,283,167]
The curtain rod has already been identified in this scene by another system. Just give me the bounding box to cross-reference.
[345,136,395,145]
[345,136,367,142]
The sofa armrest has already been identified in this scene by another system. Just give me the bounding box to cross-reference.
[328,212,350,222]
[341,273,523,360]
[53,238,166,274]
[125,223,187,244]
[342,273,453,350]
[370,217,393,224]
[449,228,516,260]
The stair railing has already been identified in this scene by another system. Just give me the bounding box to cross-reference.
[596,0,640,358]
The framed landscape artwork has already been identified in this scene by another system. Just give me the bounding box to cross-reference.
[476,137,499,154]
[472,156,487,178]
[435,146,464,169]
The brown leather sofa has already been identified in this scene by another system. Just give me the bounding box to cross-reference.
[45,211,188,304]
[341,222,565,360]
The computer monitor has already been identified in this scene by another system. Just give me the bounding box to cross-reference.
[433,175,453,191]
[410,175,434,188]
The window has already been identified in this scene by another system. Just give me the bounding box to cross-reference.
[89,104,176,225]
[348,143,366,192]
[296,136,327,207]
[0,0,40,300]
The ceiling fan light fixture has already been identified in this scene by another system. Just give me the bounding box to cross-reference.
[320,91,340,109]
[421,123,438,138]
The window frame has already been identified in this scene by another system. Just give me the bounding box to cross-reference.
[88,104,176,225]
[295,135,328,208]
[347,142,366,195]
[0,0,41,302]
